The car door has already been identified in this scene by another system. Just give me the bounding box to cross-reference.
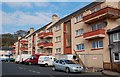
[54,60,60,70]
[58,60,66,71]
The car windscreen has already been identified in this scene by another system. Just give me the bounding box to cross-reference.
[64,60,75,64]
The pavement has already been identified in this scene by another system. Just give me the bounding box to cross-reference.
[102,70,120,77]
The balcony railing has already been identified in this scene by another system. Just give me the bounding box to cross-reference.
[37,42,53,48]
[44,32,53,38]
[44,43,53,48]
[83,29,105,40]
[20,47,28,51]
[37,42,45,47]
[38,32,45,38]
[20,40,28,44]
[83,7,120,24]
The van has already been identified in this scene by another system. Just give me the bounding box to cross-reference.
[24,54,43,65]
[38,56,56,66]
[20,54,31,63]
[15,55,20,63]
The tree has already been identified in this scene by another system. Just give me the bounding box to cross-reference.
[14,30,27,37]
[1,30,27,47]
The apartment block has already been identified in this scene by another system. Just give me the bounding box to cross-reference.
[13,1,120,69]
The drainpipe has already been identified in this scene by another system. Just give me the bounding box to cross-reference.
[108,33,113,69]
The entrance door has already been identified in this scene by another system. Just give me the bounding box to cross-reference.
[63,20,72,54]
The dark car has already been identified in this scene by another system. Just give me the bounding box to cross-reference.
[6,58,15,62]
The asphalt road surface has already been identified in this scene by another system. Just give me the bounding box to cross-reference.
[1,62,106,77]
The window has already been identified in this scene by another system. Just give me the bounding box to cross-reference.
[91,23,103,31]
[113,53,120,62]
[59,60,64,64]
[48,28,52,32]
[56,48,61,53]
[75,14,83,22]
[76,29,84,36]
[92,41,103,49]
[76,44,84,51]
[56,25,61,31]
[90,6,100,13]
[56,36,61,42]
[113,33,120,42]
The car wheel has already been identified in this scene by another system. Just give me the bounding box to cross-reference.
[65,68,70,73]
[52,66,56,71]
[45,63,48,67]
[28,62,32,65]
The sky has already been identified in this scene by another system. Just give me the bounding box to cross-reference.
[1,2,91,34]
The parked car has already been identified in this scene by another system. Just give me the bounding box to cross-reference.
[52,59,83,73]
[24,54,43,65]
[6,58,15,62]
[38,56,56,67]
[15,55,20,63]
[20,54,31,64]
[0,56,9,62]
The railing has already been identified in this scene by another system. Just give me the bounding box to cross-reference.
[83,29,105,39]
[20,47,28,50]
[83,7,120,23]
[44,32,53,38]
[38,32,45,38]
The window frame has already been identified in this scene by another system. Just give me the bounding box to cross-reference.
[76,44,84,51]
[56,48,61,53]
[55,25,61,31]
[55,36,61,42]
[113,33,120,42]
[92,41,103,49]
[113,53,120,62]
[75,14,83,23]
[75,29,84,36]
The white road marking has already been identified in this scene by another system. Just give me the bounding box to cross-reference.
[19,67,23,69]
[32,71,36,73]
[36,71,40,73]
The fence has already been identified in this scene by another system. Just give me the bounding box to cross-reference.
[55,54,103,69]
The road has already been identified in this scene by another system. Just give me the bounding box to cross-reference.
[1,62,106,77]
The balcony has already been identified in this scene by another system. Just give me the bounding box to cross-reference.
[20,47,28,51]
[20,40,28,44]
[37,42,45,47]
[38,32,45,38]
[83,29,105,40]
[83,7,120,24]
[44,43,53,48]
[44,32,53,38]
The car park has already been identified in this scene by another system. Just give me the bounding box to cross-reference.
[52,59,83,73]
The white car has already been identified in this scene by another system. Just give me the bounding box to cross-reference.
[20,54,31,63]
[38,56,56,66]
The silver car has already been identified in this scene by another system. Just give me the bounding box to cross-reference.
[52,59,83,73]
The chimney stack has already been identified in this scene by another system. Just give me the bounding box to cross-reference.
[29,28,34,34]
[18,36,21,40]
[52,14,60,23]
